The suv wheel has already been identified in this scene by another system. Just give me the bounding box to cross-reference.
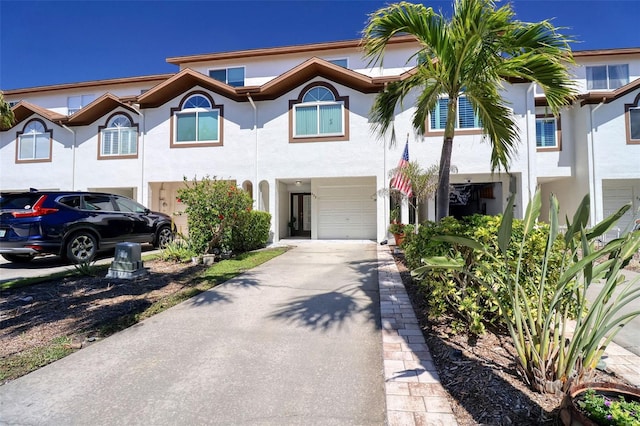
[155,226,173,248]
[66,232,97,264]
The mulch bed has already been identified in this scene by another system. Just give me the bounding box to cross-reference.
[390,249,637,425]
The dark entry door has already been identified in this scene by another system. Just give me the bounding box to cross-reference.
[290,193,311,237]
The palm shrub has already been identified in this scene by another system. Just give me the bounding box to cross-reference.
[415,190,640,394]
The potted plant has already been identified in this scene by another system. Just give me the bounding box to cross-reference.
[559,382,640,426]
[388,222,406,246]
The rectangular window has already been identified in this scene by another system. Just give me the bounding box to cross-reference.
[175,110,219,143]
[586,64,629,90]
[18,134,50,160]
[630,108,640,141]
[101,128,137,156]
[67,94,95,115]
[429,96,481,130]
[536,117,557,148]
[294,104,344,137]
[209,67,245,87]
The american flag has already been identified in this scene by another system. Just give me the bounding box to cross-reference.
[391,140,413,198]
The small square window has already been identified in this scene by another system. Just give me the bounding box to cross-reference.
[536,118,557,148]
[67,94,95,115]
[209,67,245,87]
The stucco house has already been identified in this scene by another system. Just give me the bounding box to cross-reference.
[1,36,638,243]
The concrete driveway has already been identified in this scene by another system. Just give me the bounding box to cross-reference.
[0,242,385,425]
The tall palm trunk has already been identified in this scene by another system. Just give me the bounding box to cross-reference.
[436,136,453,220]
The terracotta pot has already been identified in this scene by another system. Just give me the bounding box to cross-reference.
[559,382,640,426]
[393,233,405,246]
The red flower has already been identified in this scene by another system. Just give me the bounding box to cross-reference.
[218,214,224,220]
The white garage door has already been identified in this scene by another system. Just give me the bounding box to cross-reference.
[603,179,640,238]
[317,183,377,239]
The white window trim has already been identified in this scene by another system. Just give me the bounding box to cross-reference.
[429,95,482,131]
[585,64,629,91]
[67,94,95,115]
[293,100,345,138]
[535,117,558,148]
[17,120,51,162]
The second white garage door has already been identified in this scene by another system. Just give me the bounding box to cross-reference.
[317,183,377,239]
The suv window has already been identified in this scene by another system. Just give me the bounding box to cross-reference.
[113,196,147,213]
[82,195,114,211]
[58,195,82,209]
[0,193,42,210]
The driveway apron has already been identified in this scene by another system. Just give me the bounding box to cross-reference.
[0,242,385,426]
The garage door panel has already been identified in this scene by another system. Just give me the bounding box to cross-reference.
[603,180,639,236]
[317,183,376,240]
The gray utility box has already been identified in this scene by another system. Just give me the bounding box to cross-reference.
[105,242,149,279]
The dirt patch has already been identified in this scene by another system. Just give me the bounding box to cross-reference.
[1,260,203,361]
[391,249,637,426]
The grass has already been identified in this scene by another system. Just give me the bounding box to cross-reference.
[0,337,74,382]
[0,247,288,382]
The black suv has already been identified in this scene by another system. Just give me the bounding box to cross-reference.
[0,190,174,264]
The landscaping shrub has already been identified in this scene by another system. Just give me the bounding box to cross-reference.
[404,213,567,334]
[414,191,640,393]
[231,210,271,252]
[177,176,254,255]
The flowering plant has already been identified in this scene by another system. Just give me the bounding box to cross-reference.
[388,222,405,235]
[577,388,640,425]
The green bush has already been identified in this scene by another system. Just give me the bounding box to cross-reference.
[231,210,272,252]
[404,214,567,334]
[414,191,640,393]
[177,176,254,255]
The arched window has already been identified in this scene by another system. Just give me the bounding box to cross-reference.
[173,93,221,145]
[17,119,51,162]
[100,113,138,157]
[290,83,348,141]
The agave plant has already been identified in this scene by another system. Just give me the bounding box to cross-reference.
[414,190,640,393]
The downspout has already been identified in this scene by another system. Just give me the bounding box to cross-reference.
[60,123,76,190]
[526,83,535,202]
[129,104,145,204]
[588,99,605,226]
[247,94,258,209]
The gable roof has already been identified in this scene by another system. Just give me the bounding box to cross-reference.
[238,58,389,101]
[137,68,245,108]
[65,93,139,126]
[10,101,66,127]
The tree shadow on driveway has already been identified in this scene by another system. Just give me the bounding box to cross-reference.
[268,257,381,332]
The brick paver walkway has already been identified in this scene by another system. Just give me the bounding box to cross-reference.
[378,245,458,426]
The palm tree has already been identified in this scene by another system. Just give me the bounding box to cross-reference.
[0,92,15,130]
[362,0,577,220]
[386,160,439,229]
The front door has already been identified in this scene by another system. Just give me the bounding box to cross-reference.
[290,193,311,237]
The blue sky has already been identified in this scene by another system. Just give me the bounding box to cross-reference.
[1,0,639,90]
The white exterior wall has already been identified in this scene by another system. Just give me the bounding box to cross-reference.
[0,114,75,191]
[2,40,638,242]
